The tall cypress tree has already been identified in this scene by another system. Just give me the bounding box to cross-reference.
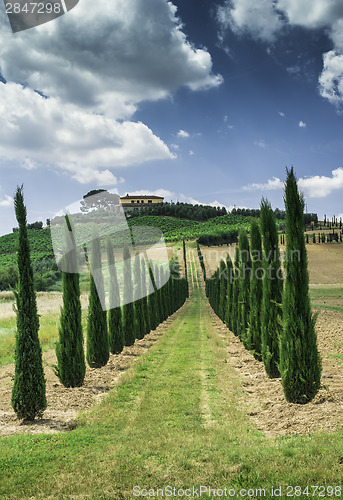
[86,229,109,368]
[141,259,150,335]
[237,229,251,344]
[106,238,124,354]
[55,215,85,387]
[183,239,189,297]
[225,254,233,331]
[148,261,159,330]
[218,260,227,322]
[280,167,321,403]
[154,265,163,324]
[122,245,136,346]
[247,219,263,357]
[11,186,46,420]
[133,254,145,340]
[231,246,240,336]
[260,199,283,378]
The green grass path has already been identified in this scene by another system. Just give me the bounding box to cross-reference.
[0,286,343,499]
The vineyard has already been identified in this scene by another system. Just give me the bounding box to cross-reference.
[0,214,253,270]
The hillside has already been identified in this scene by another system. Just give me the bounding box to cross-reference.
[0,213,252,268]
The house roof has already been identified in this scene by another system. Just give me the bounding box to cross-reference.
[120,194,164,200]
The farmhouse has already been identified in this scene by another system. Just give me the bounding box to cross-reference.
[120,194,164,209]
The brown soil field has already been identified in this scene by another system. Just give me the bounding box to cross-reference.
[199,241,343,284]
[211,307,343,438]
[0,315,178,437]
[0,291,89,320]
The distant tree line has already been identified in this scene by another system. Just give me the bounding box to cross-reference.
[13,221,44,232]
[231,207,318,224]
[129,202,227,221]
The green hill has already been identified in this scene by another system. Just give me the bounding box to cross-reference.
[0,214,253,291]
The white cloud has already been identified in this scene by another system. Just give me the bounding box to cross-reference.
[170,144,180,151]
[217,0,284,42]
[298,167,343,197]
[279,111,286,117]
[177,130,190,138]
[217,0,343,107]
[299,120,307,127]
[254,139,266,148]
[243,167,343,198]
[0,195,13,207]
[0,82,175,186]
[243,176,284,191]
[0,0,222,183]
[276,0,343,30]
[319,50,343,106]
[189,150,195,156]
[0,0,222,113]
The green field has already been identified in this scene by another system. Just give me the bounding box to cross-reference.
[0,214,253,271]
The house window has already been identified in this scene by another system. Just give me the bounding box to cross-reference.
[141,200,144,203]
[131,200,134,203]
[148,200,152,203]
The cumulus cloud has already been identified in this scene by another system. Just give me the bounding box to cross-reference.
[0,0,222,183]
[243,167,343,198]
[299,120,307,127]
[177,130,190,138]
[216,0,343,107]
[243,176,284,191]
[298,167,343,197]
[319,50,343,106]
[0,195,13,207]
[279,111,286,117]
[0,0,222,112]
[0,82,175,185]
[217,0,284,42]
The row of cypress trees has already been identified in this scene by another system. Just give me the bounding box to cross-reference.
[11,187,188,419]
[55,234,189,387]
[206,168,321,404]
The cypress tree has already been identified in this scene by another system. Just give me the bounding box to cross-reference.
[122,245,136,346]
[160,267,169,322]
[148,262,159,330]
[106,238,124,354]
[246,219,263,357]
[183,239,189,297]
[231,246,240,336]
[218,260,227,321]
[55,216,86,387]
[280,167,321,403]
[260,199,283,378]
[237,229,251,344]
[154,265,163,324]
[86,229,109,368]
[224,254,233,331]
[11,186,46,420]
[133,254,145,340]
[141,259,150,335]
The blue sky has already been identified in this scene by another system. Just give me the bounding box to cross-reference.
[1,0,343,235]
